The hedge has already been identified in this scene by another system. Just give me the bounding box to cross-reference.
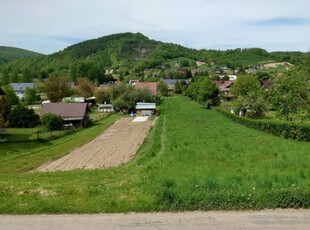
[216,107,310,142]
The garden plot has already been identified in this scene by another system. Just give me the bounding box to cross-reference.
[38,117,153,172]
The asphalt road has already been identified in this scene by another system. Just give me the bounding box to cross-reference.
[1,209,310,230]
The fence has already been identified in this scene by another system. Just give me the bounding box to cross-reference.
[2,126,77,143]
[89,112,113,122]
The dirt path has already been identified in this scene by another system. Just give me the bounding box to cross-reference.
[38,117,153,172]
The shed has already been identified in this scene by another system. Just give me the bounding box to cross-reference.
[98,103,114,112]
[62,97,85,103]
[40,103,90,127]
[136,102,156,116]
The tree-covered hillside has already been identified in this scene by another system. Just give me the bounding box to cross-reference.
[0,46,43,65]
[0,32,307,78]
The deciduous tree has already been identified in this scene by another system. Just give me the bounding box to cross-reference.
[75,77,94,98]
[1,85,19,105]
[8,104,39,128]
[157,81,168,96]
[24,87,37,105]
[44,76,70,102]
[41,113,63,131]
[197,78,220,107]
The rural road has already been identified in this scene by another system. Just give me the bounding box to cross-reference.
[1,210,310,230]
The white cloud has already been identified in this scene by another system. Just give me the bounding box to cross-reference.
[0,0,309,54]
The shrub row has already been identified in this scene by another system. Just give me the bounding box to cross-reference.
[216,107,310,142]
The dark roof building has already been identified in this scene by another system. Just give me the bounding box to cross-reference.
[40,103,90,127]
[212,80,234,92]
[161,79,190,91]
[10,83,34,99]
[161,79,190,85]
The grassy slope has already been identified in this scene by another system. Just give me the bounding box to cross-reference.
[0,97,310,213]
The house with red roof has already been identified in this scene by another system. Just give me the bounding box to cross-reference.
[135,82,158,96]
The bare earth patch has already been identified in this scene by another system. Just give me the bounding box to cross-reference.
[263,62,293,68]
[37,117,153,172]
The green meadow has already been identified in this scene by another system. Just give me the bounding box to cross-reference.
[0,96,309,214]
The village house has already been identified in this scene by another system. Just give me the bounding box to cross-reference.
[221,66,229,71]
[214,67,221,74]
[212,80,234,101]
[176,68,187,74]
[135,102,156,116]
[135,82,158,96]
[10,83,34,99]
[40,103,90,127]
[129,79,139,85]
[191,68,200,74]
[228,75,237,81]
[161,79,190,91]
[210,61,216,66]
[196,60,206,66]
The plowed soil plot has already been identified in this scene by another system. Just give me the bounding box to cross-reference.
[38,117,153,172]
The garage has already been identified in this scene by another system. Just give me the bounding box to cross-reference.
[135,102,156,116]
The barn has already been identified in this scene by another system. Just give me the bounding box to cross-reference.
[40,103,90,127]
[135,102,156,116]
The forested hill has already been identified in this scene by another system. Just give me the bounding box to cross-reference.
[0,32,306,77]
[0,46,43,65]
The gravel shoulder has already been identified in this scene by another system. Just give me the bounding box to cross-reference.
[37,117,153,172]
[1,210,310,230]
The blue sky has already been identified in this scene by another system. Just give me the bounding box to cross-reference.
[1,0,309,54]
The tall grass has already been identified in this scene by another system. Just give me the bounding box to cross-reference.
[0,96,309,213]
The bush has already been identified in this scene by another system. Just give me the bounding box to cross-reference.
[1,85,19,106]
[8,104,39,128]
[41,113,63,131]
[216,107,310,142]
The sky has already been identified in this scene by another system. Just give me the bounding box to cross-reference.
[1,0,310,54]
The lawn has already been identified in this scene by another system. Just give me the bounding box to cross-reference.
[0,96,309,214]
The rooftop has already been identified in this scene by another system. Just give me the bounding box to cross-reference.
[161,79,190,85]
[40,103,88,119]
[136,102,156,110]
[10,83,34,91]
[135,82,157,96]
[212,80,234,91]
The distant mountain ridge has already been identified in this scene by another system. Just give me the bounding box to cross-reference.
[0,33,306,76]
[0,46,43,65]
